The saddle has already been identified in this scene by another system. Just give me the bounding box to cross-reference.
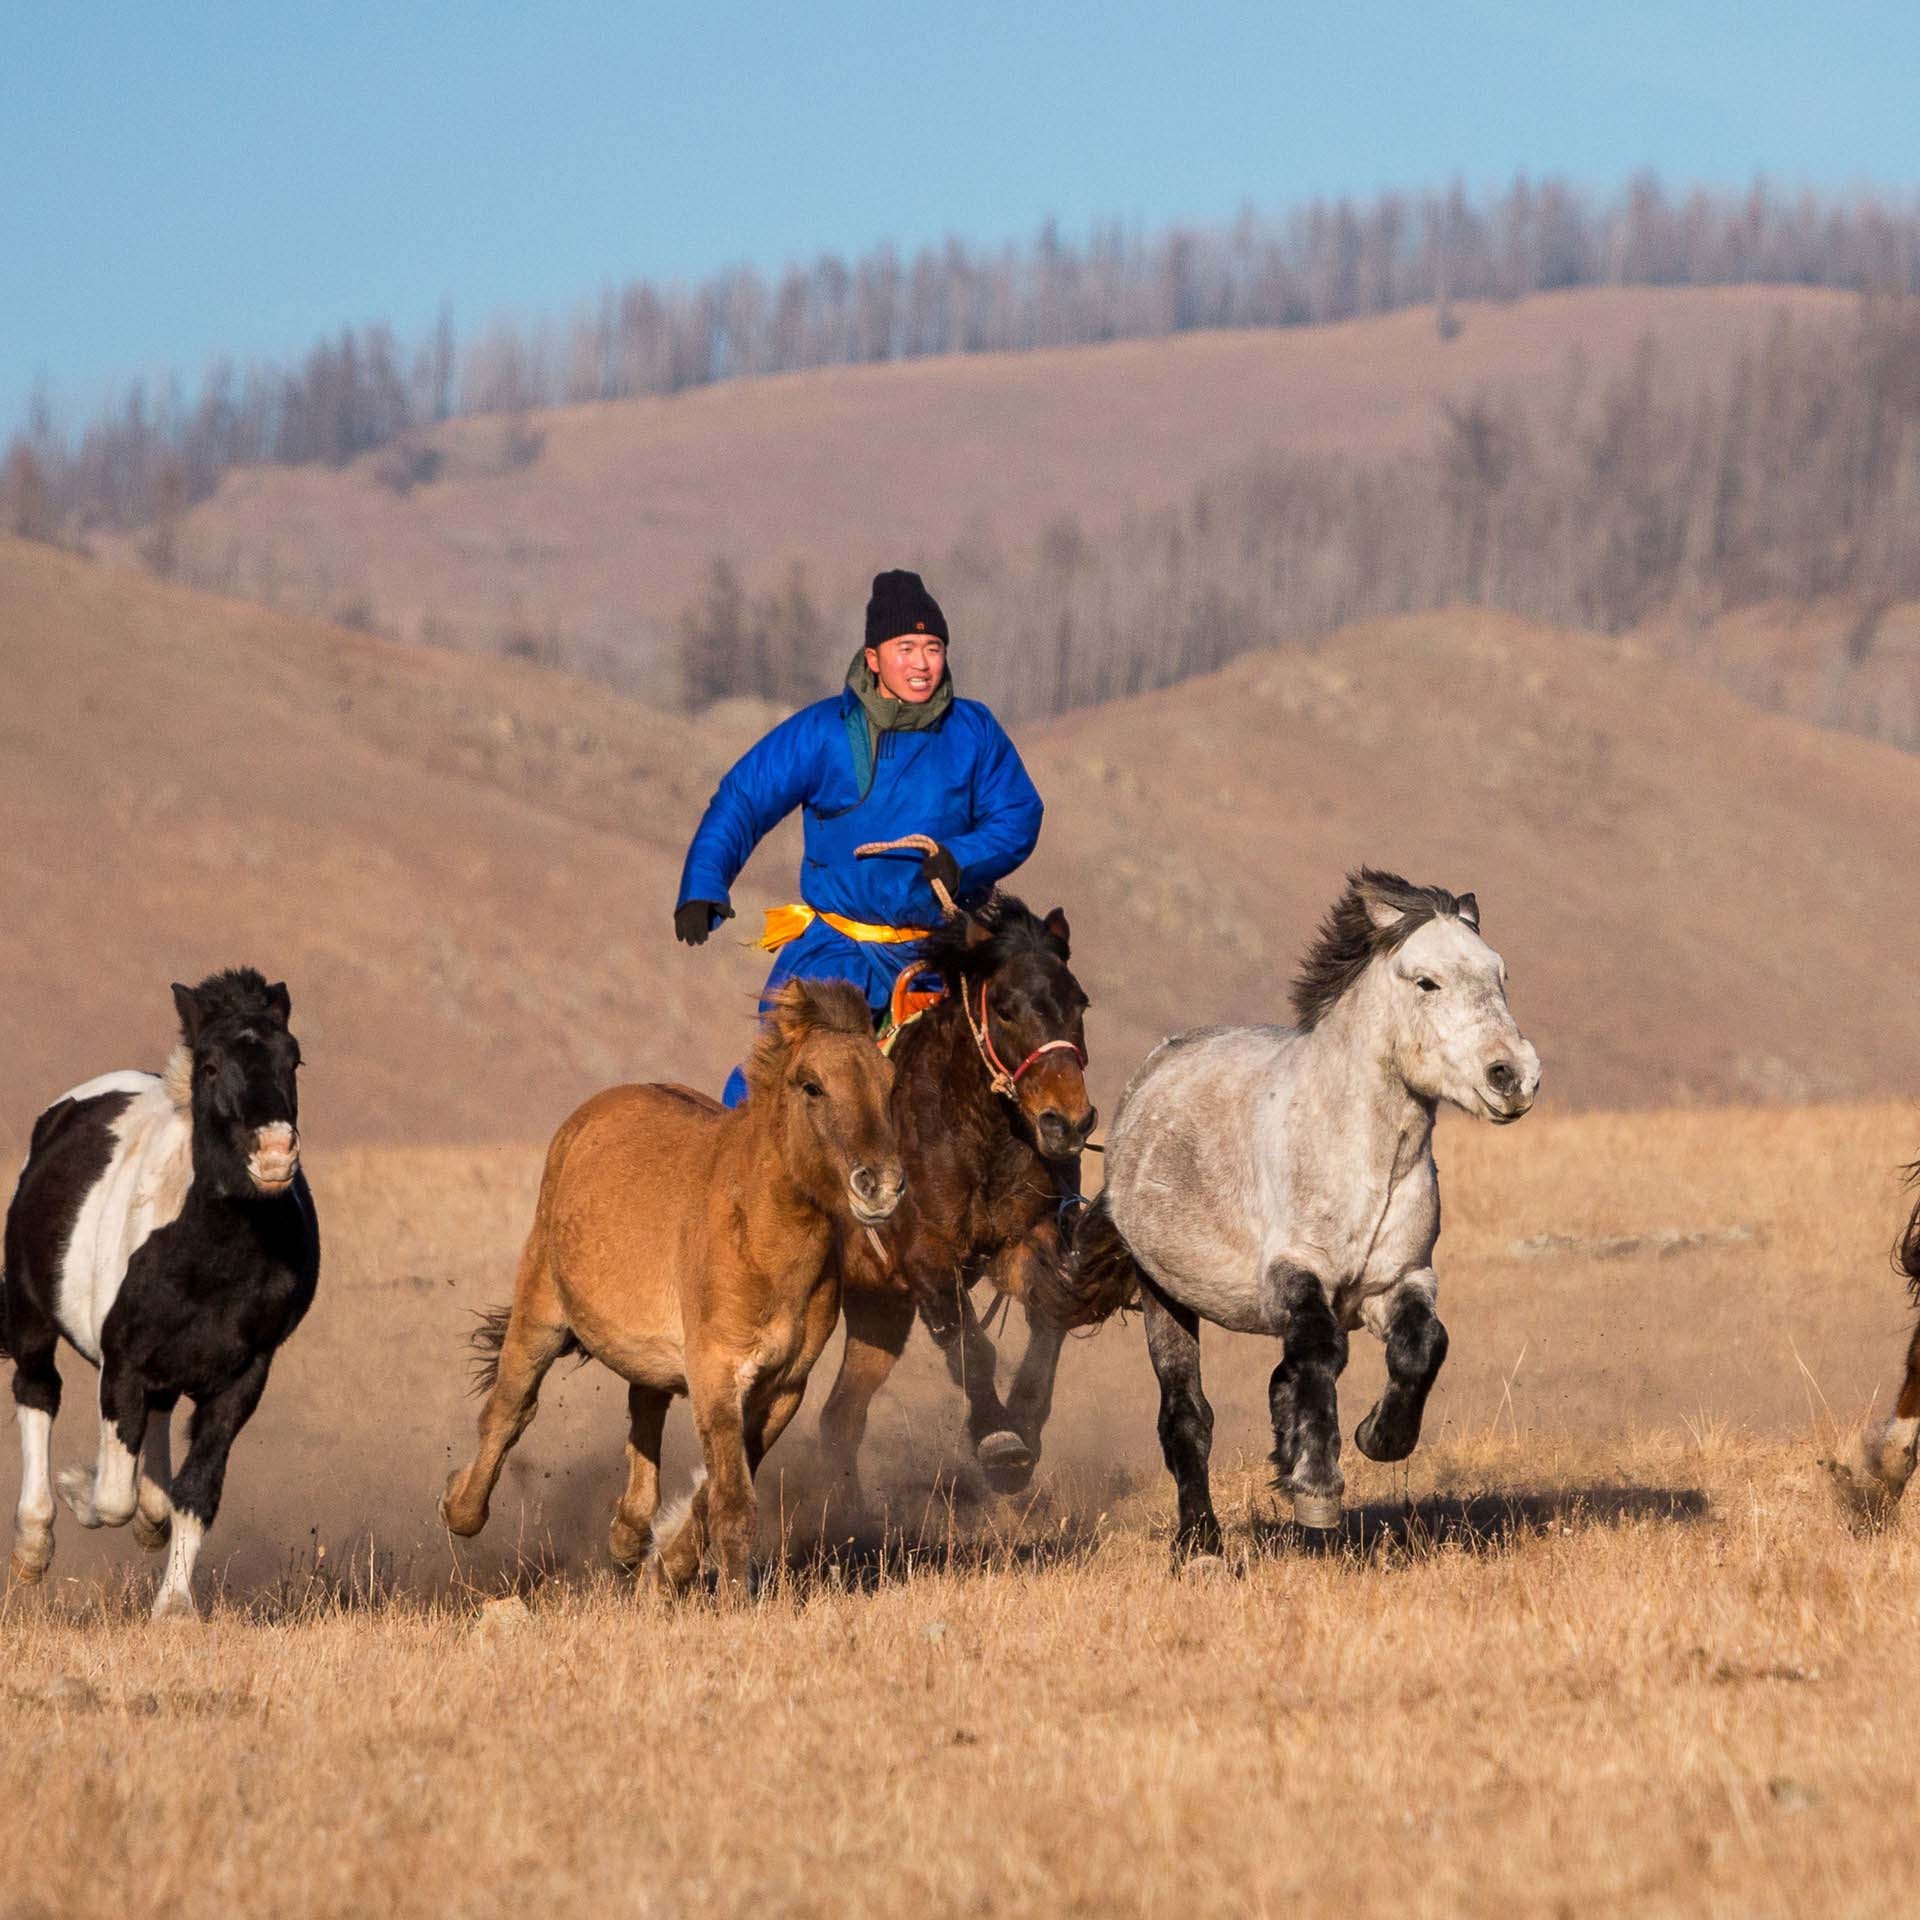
[877,961,947,1055]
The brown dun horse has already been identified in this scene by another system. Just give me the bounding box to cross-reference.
[819,890,1095,1506]
[440,980,902,1595]
[1830,1169,1920,1514]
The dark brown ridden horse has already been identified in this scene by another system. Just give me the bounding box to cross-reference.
[817,887,1095,1507]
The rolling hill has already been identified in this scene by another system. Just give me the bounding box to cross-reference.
[3,538,1916,1152]
[129,287,1853,705]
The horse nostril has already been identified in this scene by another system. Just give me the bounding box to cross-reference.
[1487,1061,1518,1097]
[852,1165,904,1205]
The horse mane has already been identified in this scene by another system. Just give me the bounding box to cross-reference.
[161,1046,193,1111]
[743,979,873,1096]
[1291,868,1473,1031]
[915,893,1066,993]
[181,967,283,1032]
[1896,1161,1920,1302]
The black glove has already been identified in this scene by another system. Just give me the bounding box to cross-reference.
[674,900,733,947]
[920,845,962,900]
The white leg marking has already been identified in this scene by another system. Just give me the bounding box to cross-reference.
[135,1411,174,1550]
[151,1512,204,1621]
[642,1469,709,1575]
[12,1408,55,1581]
[59,1421,141,1528]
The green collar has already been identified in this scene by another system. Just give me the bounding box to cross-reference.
[843,650,954,801]
[845,649,954,734]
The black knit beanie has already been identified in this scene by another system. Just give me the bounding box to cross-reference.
[865,569,949,649]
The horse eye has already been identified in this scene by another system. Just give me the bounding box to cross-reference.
[1416,977,1441,993]
[798,1079,825,1099]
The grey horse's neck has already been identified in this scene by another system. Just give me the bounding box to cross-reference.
[1292,969,1434,1188]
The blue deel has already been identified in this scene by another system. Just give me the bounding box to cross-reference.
[678,687,1043,1105]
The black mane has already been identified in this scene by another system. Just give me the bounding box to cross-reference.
[915,893,1066,992]
[1290,868,1475,1030]
[181,967,284,1035]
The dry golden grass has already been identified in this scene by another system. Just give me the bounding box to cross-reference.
[3,1434,1916,1919]
[5,1101,1920,1917]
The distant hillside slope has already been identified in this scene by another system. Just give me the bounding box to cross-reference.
[1017,609,1920,1107]
[136,288,1849,704]
[3,543,1914,1150]
[0,539,775,1144]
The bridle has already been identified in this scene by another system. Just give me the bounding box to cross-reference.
[856,832,1086,1106]
[963,975,1085,1103]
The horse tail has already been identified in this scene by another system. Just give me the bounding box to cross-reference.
[1896,1161,1920,1304]
[1029,1189,1141,1330]
[465,1306,581,1396]
[466,1305,514,1394]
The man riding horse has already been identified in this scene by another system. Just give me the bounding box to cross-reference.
[675,568,1044,1099]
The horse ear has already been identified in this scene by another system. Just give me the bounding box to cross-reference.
[1363,897,1407,933]
[265,980,292,1022]
[764,981,815,1048]
[170,982,204,1045]
[962,913,993,950]
[1456,892,1480,931]
[1043,908,1071,957]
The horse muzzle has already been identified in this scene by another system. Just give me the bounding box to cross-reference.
[1034,1103,1099,1161]
[248,1123,300,1195]
[1479,1050,1541,1124]
[848,1162,905,1226]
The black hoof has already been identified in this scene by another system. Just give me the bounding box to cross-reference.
[977,1430,1036,1494]
[1354,1406,1415,1464]
[1172,1522,1225,1566]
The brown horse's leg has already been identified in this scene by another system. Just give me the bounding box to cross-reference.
[922,1280,1025,1490]
[441,1257,573,1537]
[609,1383,672,1570]
[654,1356,755,1599]
[1003,1308,1067,1472]
[817,1288,916,1510]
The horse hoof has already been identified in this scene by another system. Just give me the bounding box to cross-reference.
[1822,1430,1912,1523]
[608,1521,651,1572]
[1289,1489,1343,1531]
[1178,1552,1230,1583]
[10,1548,50,1586]
[57,1467,103,1529]
[133,1512,172,1553]
[1354,1411,1411,1464]
[438,1481,486,1538]
[977,1430,1034,1492]
[150,1589,198,1624]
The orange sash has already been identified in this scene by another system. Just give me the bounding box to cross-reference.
[751,904,929,952]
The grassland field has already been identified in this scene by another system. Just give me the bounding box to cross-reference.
[3,1101,1919,1918]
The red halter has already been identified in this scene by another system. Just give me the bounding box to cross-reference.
[966,977,1086,1101]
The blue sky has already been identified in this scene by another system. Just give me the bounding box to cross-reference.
[4,1,1916,431]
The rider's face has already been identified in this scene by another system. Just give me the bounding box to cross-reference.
[866,633,946,705]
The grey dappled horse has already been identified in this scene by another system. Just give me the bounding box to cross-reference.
[1034,869,1539,1564]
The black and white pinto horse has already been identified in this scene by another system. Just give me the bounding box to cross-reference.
[1,970,317,1619]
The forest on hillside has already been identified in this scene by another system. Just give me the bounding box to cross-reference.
[7,174,1920,542]
[680,300,1920,730]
